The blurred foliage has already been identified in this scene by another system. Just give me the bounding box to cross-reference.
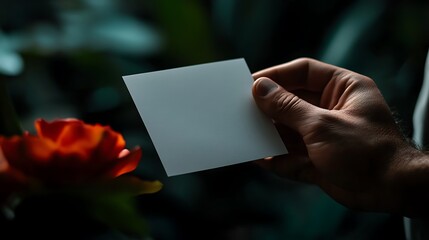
[0,80,22,136]
[1,0,428,239]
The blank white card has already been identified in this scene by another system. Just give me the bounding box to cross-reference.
[123,59,287,176]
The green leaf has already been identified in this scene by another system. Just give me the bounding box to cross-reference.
[153,0,218,64]
[94,176,163,196]
[81,177,162,237]
[50,176,162,237]
[88,194,149,237]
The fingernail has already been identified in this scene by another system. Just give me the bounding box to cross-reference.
[256,78,278,97]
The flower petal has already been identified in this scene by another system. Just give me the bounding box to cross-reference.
[2,135,57,179]
[93,127,126,162]
[106,147,142,177]
[1,119,153,186]
[35,118,82,142]
[56,123,105,160]
[23,136,57,163]
[0,138,8,172]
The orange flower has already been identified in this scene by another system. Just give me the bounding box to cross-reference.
[0,119,142,185]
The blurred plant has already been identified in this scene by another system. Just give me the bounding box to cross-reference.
[0,118,162,238]
[0,2,166,237]
[152,0,218,64]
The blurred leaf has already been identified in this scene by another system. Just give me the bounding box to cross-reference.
[0,51,23,76]
[0,32,23,76]
[89,194,149,237]
[84,0,119,11]
[18,176,164,237]
[319,0,384,65]
[30,23,61,53]
[79,176,162,237]
[212,0,283,64]
[91,15,162,55]
[69,176,163,199]
[153,0,218,64]
[99,176,163,196]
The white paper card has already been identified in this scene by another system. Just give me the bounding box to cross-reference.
[123,59,287,176]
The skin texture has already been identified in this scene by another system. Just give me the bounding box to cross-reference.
[251,58,429,217]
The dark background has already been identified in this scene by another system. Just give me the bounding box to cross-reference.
[1,0,428,239]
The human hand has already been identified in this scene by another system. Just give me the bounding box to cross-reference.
[252,58,427,216]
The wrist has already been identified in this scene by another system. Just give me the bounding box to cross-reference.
[386,143,429,217]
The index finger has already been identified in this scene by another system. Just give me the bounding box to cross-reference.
[252,58,345,92]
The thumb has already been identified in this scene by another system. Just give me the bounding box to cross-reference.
[252,77,321,135]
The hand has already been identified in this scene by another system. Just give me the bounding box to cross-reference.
[252,58,427,216]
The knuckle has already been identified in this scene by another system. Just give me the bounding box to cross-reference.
[334,70,377,89]
[271,92,301,119]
